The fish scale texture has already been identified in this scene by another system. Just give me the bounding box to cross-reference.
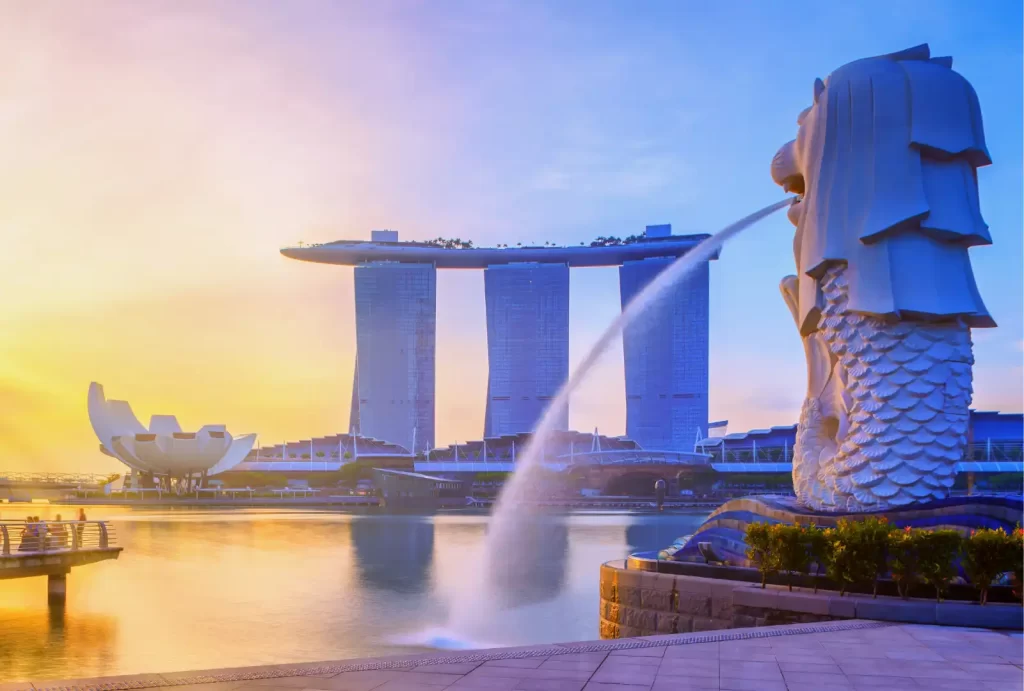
[796,265,973,511]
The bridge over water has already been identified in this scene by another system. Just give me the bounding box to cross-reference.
[0,472,110,501]
[0,520,121,603]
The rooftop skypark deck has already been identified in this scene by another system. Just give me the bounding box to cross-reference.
[281,228,717,268]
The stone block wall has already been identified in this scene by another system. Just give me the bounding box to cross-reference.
[599,560,835,639]
[599,560,1023,639]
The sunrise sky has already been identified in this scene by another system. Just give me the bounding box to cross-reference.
[2,1,1021,474]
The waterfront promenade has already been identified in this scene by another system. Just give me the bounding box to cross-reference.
[8,621,1022,691]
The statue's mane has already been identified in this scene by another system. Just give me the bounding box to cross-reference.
[801,42,992,277]
[791,43,995,336]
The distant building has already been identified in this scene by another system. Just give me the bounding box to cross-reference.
[422,429,640,470]
[484,262,569,436]
[233,433,413,472]
[697,411,1024,465]
[620,229,710,452]
[87,382,255,489]
[284,227,716,449]
[372,468,469,509]
[349,259,436,454]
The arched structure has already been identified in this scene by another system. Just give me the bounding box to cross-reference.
[87,382,256,492]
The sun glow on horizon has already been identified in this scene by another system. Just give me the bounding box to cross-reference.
[3,2,1021,473]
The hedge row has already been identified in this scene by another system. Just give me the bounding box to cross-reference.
[745,519,1023,605]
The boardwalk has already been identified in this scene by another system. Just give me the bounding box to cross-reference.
[0,520,122,602]
[6,621,1022,691]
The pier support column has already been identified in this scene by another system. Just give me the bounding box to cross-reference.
[48,572,68,605]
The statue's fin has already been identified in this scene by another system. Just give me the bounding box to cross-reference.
[929,56,953,68]
[884,44,930,61]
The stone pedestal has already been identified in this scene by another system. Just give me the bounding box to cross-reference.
[48,572,68,605]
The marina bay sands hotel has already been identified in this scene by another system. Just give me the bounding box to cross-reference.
[281,225,715,455]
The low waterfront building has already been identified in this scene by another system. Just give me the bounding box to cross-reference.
[232,433,413,472]
[372,468,470,509]
[206,411,1020,496]
[695,411,1023,466]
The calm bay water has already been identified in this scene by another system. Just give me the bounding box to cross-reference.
[0,506,707,682]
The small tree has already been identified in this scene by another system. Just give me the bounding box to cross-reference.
[889,527,922,599]
[859,517,894,598]
[745,522,780,589]
[315,451,326,459]
[776,525,811,591]
[917,529,963,602]
[824,520,874,596]
[805,525,829,593]
[1014,527,1024,601]
[963,528,1018,605]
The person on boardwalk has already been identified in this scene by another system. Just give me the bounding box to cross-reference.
[52,514,69,548]
[18,517,36,552]
[36,515,52,550]
[76,508,87,547]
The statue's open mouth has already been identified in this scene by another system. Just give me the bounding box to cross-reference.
[782,174,805,196]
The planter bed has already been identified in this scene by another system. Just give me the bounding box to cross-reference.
[599,558,1022,640]
[626,551,1021,605]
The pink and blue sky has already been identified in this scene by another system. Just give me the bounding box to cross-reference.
[2,1,1021,473]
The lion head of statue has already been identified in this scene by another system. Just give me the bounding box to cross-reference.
[770,44,994,336]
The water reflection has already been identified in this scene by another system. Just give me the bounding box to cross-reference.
[351,516,434,593]
[0,507,708,682]
[486,514,568,609]
[0,605,118,682]
[625,515,704,554]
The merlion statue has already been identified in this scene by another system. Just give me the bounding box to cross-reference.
[770,44,995,511]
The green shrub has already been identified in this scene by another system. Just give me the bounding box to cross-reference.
[804,525,829,593]
[888,527,923,599]
[823,520,875,596]
[1013,527,1024,601]
[917,529,963,602]
[963,528,1018,605]
[858,517,894,598]
[776,524,812,591]
[745,522,781,589]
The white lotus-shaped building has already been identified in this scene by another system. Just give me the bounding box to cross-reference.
[88,382,256,477]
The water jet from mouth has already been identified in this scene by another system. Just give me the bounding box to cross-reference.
[443,197,795,644]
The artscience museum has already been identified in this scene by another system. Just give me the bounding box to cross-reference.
[88,382,256,492]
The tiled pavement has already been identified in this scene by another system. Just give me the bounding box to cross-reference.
[8,622,1023,691]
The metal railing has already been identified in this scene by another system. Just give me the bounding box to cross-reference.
[705,440,1024,464]
[0,520,116,556]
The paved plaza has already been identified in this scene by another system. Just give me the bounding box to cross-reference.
[10,621,1022,691]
